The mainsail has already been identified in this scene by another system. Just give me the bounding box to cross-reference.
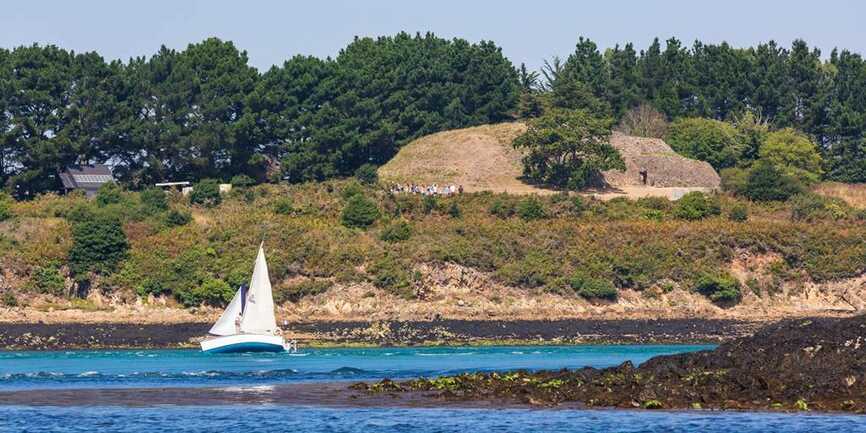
[208,287,243,336]
[239,243,278,335]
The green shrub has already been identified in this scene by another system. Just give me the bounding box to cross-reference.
[742,162,803,202]
[570,196,585,214]
[341,181,365,199]
[666,117,744,170]
[517,197,546,220]
[422,195,438,215]
[341,195,380,229]
[694,273,741,303]
[369,255,416,298]
[165,209,192,227]
[177,278,234,307]
[0,197,12,222]
[69,214,129,276]
[1,292,17,307]
[140,188,168,214]
[729,204,749,222]
[489,198,516,218]
[230,174,256,188]
[673,192,721,220]
[636,196,671,211]
[273,197,294,215]
[447,202,461,218]
[496,252,557,288]
[789,193,850,222]
[190,179,222,207]
[354,163,379,185]
[274,279,332,304]
[136,279,169,297]
[380,220,412,243]
[569,273,618,300]
[759,128,823,184]
[96,182,123,207]
[29,264,66,296]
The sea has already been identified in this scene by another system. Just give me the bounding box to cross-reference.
[1,345,863,432]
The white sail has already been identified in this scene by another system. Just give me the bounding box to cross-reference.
[239,243,278,335]
[209,287,243,336]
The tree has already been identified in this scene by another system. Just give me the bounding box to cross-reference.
[69,214,129,276]
[616,104,669,138]
[354,164,379,185]
[759,128,823,184]
[513,109,624,190]
[666,118,745,170]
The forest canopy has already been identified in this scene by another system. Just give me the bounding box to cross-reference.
[2,34,866,198]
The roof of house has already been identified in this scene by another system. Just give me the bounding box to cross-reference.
[58,165,114,190]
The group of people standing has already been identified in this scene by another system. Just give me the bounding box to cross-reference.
[390,183,463,196]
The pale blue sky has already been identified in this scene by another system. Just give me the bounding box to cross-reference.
[2,0,864,71]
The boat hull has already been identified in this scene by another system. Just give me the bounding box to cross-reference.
[200,334,286,353]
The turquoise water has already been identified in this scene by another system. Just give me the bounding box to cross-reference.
[0,345,710,390]
[1,345,862,432]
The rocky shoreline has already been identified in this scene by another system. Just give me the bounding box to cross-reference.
[0,319,762,350]
[353,316,866,413]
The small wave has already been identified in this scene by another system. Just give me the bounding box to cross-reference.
[77,371,100,377]
[329,367,368,375]
[416,352,476,357]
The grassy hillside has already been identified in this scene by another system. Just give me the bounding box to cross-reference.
[2,180,866,320]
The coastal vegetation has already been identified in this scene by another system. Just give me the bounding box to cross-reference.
[1,180,865,309]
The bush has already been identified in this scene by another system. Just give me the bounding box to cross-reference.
[719,167,749,195]
[570,196,585,214]
[742,162,803,202]
[341,195,380,229]
[190,179,222,207]
[140,188,168,214]
[380,220,412,243]
[273,197,294,215]
[789,193,851,222]
[694,273,741,303]
[354,164,379,185]
[517,197,546,220]
[164,209,192,227]
[489,198,516,218]
[341,181,365,200]
[69,214,129,276]
[230,174,256,188]
[29,264,66,296]
[729,204,749,222]
[0,196,12,222]
[369,255,415,298]
[673,192,721,220]
[569,273,618,300]
[177,278,234,307]
[666,117,744,170]
[422,195,438,215]
[96,182,123,207]
[447,202,461,218]
[1,292,17,307]
[274,279,332,304]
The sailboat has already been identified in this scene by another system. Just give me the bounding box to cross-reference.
[200,243,287,353]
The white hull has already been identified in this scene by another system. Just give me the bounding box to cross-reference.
[200,334,286,353]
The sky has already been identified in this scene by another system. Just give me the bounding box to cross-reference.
[2,0,864,71]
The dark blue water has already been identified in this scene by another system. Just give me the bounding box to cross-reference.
[1,345,862,432]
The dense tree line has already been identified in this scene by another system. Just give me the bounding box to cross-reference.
[0,33,519,197]
[2,34,866,198]
[526,37,866,182]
